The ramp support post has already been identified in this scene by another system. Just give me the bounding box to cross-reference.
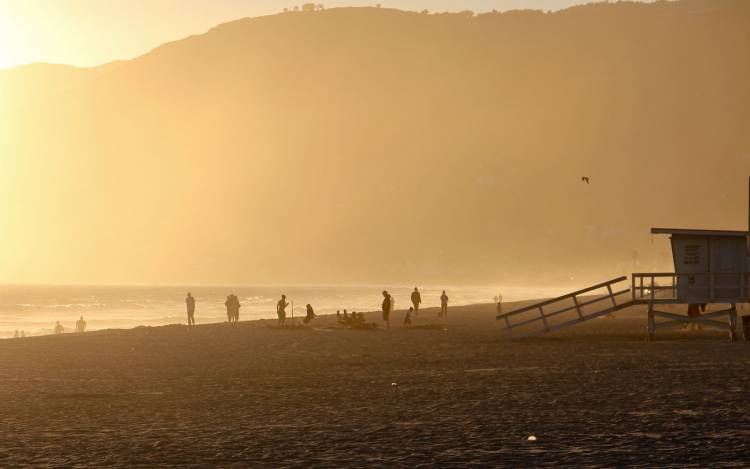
[573,295,583,319]
[539,306,549,332]
[647,303,655,342]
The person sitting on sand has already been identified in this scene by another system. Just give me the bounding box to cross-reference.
[75,316,87,333]
[404,307,413,327]
[411,287,422,316]
[440,290,449,318]
[277,295,289,326]
[186,292,196,326]
[382,290,392,329]
[354,312,368,327]
[54,321,64,334]
[304,304,316,324]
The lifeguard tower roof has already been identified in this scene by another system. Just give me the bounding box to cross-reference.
[651,228,749,237]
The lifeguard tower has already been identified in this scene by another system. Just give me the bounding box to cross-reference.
[633,228,747,340]
[497,178,750,340]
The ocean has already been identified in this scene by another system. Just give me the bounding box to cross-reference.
[0,284,568,337]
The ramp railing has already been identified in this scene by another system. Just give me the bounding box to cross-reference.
[496,277,633,338]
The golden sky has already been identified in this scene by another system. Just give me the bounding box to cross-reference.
[0,0,651,69]
[0,0,744,285]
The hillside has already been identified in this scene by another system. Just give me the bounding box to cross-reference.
[1,0,749,285]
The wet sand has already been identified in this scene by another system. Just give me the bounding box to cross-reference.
[1,301,749,467]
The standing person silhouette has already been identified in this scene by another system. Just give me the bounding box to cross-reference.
[75,316,87,333]
[411,287,422,316]
[382,290,392,329]
[186,292,196,326]
[440,290,449,317]
[232,294,241,323]
[225,296,233,323]
[277,295,289,326]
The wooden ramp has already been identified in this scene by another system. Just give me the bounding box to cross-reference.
[497,277,634,338]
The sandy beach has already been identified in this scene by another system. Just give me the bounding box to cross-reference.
[1,301,748,467]
[2,1,749,467]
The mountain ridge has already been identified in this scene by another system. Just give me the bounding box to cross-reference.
[1,0,748,285]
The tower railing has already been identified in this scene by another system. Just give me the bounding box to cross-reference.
[631,272,749,304]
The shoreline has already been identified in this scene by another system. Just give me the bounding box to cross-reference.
[6,298,744,341]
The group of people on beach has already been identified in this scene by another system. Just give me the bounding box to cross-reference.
[225,294,241,323]
[47,317,86,336]
[274,296,316,326]
[40,288,450,338]
[378,287,451,329]
[182,287,451,329]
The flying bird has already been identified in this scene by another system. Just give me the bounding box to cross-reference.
[581,177,590,184]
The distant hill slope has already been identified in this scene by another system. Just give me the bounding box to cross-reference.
[1,0,749,285]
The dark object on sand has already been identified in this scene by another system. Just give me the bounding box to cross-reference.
[581,176,590,184]
[743,315,750,341]
[408,324,447,331]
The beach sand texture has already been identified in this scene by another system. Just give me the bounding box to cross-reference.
[1,302,748,467]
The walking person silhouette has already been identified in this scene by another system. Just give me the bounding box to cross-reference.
[411,287,422,316]
[277,295,289,326]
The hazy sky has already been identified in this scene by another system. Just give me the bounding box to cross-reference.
[0,0,652,69]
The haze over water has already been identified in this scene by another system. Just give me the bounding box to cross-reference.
[0,283,569,337]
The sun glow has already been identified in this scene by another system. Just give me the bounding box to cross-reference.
[0,12,29,69]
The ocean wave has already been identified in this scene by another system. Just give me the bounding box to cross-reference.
[15,303,108,309]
